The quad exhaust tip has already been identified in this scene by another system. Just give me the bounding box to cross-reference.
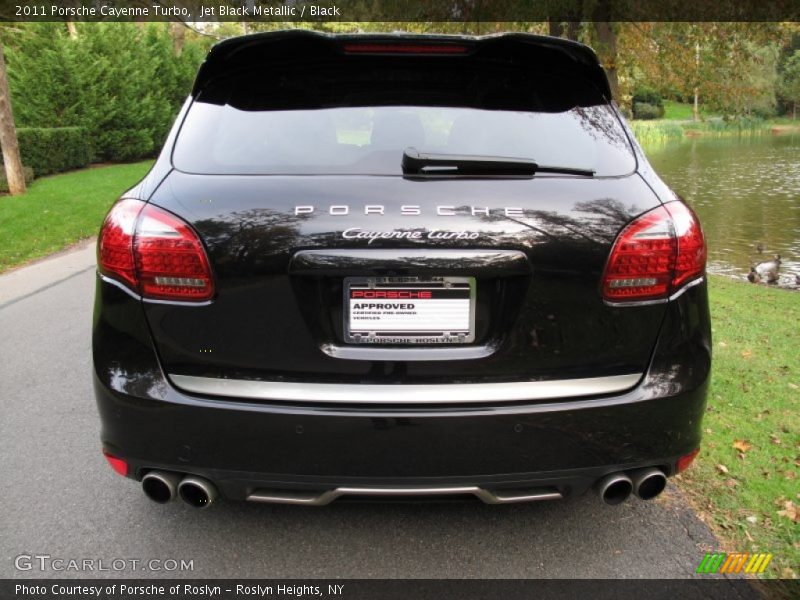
[141,470,182,504]
[631,467,667,501]
[177,475,218,508]
[596,473,633,505]
[142,471,218,508]
[595,468,667,505]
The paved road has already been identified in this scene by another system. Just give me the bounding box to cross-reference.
[0,245,729,580]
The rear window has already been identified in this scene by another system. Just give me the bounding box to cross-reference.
[173,64,636,177]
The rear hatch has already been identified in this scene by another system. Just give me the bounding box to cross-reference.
[142,32,666,388]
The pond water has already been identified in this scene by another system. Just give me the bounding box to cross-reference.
[645,134,800,286]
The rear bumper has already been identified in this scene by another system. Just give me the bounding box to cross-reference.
[94,372,707,501]
[93,276,711,501]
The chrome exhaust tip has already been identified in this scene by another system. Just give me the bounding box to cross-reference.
[177,475,218,508]
[595,472,633,505]
[631,467,667,501]
[142,470,182,504]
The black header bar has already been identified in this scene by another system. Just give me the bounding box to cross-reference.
[1,1,799,23]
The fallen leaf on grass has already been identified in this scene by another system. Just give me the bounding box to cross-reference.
[785,471,796,480]
[770,434,782,445]
[718,341,727,348]
[788,382,798,390]
[746,515,758,524]
[733,439,752,453]
[716,464,729,475]
[741,350,752,358]
[777,500,799,523]
[725,479,738,488]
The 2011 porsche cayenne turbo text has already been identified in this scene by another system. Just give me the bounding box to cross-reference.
[93,31,710,509]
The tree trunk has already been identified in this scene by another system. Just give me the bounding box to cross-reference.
[593,21,619,103]
[692,41,700,121]
[548,20,579,40]
[565,21,580,41]
[170,22,186,57]
[0,44,26,195]
[66,21,78,39]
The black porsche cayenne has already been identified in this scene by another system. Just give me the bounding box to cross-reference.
[93,31,710,508]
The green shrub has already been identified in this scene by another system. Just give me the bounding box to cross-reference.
[633,86,664,108]
[94,129,154,162]
[633,102,664,120]
[0,165,35,193]
[5,23,210,163]
[17,127,91,176]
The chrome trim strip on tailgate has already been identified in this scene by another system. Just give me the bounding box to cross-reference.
[168,373,641,404]
[320,343,497,361]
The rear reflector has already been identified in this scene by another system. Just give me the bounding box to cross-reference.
[103,449,128,477]
[676,448,700,473]
[98,199,214,302]
[343,43,469,55]
[602,202,706,303]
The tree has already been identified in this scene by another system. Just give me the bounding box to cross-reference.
[5,23,210,161]
[0,42,25,195]
[780,50,800,119]
[590,1,620,104]
[618,23,786,119]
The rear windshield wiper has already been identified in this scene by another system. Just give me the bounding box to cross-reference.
[402,148,595,178]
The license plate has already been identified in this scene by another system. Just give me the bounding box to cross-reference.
[344,276,475,344]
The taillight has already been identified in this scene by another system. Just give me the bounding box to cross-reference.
[98,199,214,302]
[666,202,707,289]
[602,202,706,303]
[97,199,142,289]
[134,204,214,301]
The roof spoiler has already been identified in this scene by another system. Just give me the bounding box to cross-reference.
[191,30,612,100]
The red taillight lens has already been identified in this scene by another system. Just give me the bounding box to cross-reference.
[665,202,707,289]
[97,200,214,302]
[103,449,128,477]
[133,204,214,301]
[676,448,700,473]
[602,202,706,303]
[98,199,144,289]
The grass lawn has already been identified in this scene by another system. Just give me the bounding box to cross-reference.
[679,276,799,579]
[662,100,718,121]
[0,161,153,272]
